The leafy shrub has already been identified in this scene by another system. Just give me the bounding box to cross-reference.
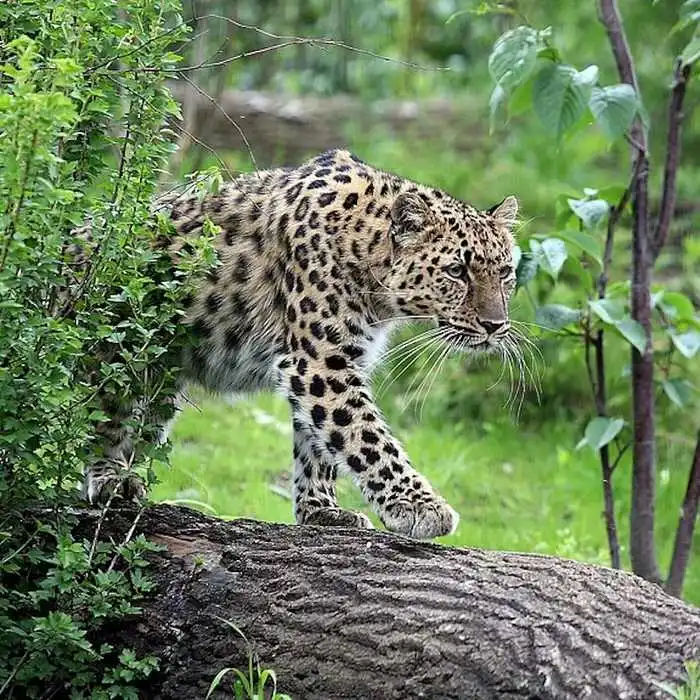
[0,0,210,694]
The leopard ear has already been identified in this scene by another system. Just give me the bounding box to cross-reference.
[390,191,431,247]
[488,196,519,231]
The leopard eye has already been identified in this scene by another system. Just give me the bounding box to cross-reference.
[444,263,466,280]
[499,265,513,280]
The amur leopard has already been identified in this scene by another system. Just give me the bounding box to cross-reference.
[83,149,518,540]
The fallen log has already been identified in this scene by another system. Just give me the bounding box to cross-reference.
[166,84,480,166]
[82,504,698,699]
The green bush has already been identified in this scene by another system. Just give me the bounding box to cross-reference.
[0,1,205,694]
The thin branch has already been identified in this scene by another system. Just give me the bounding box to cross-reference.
[0,129,38,273]
[125,16,447,75]
[0,651,29,696]
[583,317,599,404]
[597,155,643,299]
[88,22,188,73]
[107,505,145,573]
[597,1,640,94]
[105,74,237,184]
[610,440,631,473]
[666,432,700,598]
[177,72,259,172]
[594,329,621,569]
[653,61,692,259]
[598,0,648,157]
[583,314,620,569]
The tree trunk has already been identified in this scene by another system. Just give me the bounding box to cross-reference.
[598,0,661,584]
[74,504,700,699]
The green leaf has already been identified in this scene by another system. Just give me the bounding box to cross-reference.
[556,229,603,265]
[681,0,700,18]
[589,84,638,139]
[512,245,522,270]
[541,238,568,278]
[537,46,560,62]
[567,197,610,229]
[516,251,538,287]
[535,304,582,330]
[671,330,700,358]
[658,291,696,321]
[661,378,693,408]
[488,26,539,91]
[596,185,627,205]
[579,416,625,451]
[681,34,700,67]
[616,317,647,353]
[533,63,598,137]
[531,237,568,278]
[589,298,624,325]
[489,83,507,131]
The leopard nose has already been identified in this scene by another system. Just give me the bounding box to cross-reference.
[480,319,505,334]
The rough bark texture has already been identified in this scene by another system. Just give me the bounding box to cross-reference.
[667,432,700,597]
[598,0,660,584]
[79,504,699,700]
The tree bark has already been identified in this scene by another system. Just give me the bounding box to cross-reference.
[598,0,661,584]
[666,431,700,598]
[77,504,699,700]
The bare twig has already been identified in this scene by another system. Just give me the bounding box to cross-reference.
[666,432,700,598]
[103,13,447,76]
[597,155,642,298]
[653,61,692,259]
[583,314,620,569]
[177,72,259,172]
[107,505,145,573]
[167,15,448,74]
[105,74,237,183]
[0,651,29,697]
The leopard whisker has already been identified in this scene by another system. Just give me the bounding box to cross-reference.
[508,327,544,399]
[375,330,447,397]
[372,326,444,368]
[415,333,455,422]
[486,346,509,392]
[369,314,435,327]
[397,333,451,407]
[502,341,518,412]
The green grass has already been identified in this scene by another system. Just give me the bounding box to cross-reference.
[152,376,699,605]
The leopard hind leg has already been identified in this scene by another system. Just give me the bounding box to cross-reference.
[82,392,182,505]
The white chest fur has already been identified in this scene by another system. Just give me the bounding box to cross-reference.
[363,324,392,376]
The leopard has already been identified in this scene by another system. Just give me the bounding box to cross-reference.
[82,148,519,540]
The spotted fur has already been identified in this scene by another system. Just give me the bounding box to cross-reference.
[83,149,519,539]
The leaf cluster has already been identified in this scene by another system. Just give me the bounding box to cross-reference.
[487,9,700,449]
[0,0,212,695]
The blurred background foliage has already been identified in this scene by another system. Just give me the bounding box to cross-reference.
[152,0,699,597]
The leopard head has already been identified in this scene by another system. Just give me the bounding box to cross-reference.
[385,190,518,351]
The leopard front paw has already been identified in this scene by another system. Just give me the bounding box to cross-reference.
[301,506,373,530]
[82,464,146,505]
[380,497,459,539]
